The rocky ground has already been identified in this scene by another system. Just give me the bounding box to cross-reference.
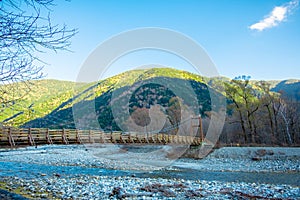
[1,174,299,199]
[175,147,300,173]
[0,145,299,199]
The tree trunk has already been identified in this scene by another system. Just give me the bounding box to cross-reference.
[233,100,247,143]
[265,105,274,137]
[280,111,292,145]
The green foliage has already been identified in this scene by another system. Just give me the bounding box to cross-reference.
[0,80,78,126]
[1,67,299,132]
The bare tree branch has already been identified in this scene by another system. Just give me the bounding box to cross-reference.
[0,0,77,112]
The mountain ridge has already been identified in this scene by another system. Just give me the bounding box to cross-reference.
[0,67,299,128]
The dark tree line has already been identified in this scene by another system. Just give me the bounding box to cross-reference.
[222,77,300,146]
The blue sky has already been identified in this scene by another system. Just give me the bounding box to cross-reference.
[40,0,300,81]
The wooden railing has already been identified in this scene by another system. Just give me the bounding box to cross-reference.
[0,127,203,148]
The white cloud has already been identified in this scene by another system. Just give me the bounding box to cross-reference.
[249,0,299,31]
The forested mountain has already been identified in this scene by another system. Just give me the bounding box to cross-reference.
[270,79,300,101]
[1,68,299,146]
[1,68,209,127]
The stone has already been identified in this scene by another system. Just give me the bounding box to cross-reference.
[251,157,262,161]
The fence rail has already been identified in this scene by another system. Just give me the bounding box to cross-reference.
[0,127,203,148]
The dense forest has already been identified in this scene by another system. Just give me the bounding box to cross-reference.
[0,68,299,146]
[221,78,300,146]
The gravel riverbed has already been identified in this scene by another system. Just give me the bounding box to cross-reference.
[0,145,299,199]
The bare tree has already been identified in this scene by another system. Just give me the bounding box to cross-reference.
[166,97,181,135]
[225,77,260,144]
[277,100,293,145]
[0,0,77,109]
[225,82,247,143]
[131,107,151,133]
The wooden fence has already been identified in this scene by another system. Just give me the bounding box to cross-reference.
[0,127,203,148]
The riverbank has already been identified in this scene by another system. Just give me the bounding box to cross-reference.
[0,145,299,199]
[1,173,299,199]
[0,188,28,200]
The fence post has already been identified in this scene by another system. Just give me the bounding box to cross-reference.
[110,132,114,143]
[28,128,35,146]
[145,133,149,143]
[76,129,81,144]
[199,116,204,143]
[128,133,131,143]
[158,133,161,143]
[89,130,91,143]
[7,127,15,147]
[46,128,53,144]
[161,133,165,144]
[62,129,69,144]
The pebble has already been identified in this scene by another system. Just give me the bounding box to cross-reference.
[1,175,299,199]
[0,145,299,199]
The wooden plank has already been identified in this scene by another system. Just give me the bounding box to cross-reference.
[144,134,149,143]
[161,133,167,144]
[110,132,115,143]
[62,129,69,144]
[155,133,161,143]
[28,128,35,146]
[136,134,142,143]
[88,130,93,143]
[99,132,105,143]
[199,116,204,142]
[119,134,126,143]
[128,133,134,143]
[0,126,207,147]
[7,127,15,147]
[76,129,81,144]
[147,134,155,143]
[46,128,53,144]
